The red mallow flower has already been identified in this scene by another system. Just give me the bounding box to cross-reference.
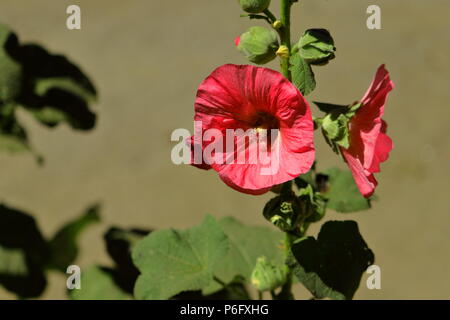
[190,64,315,195]
[234,36,241,46]
[340,65,395,198]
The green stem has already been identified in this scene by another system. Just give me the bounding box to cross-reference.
[278,232,295,299]
[270,290,276,300]
[263,9,277,23]
[279,0,293,80]
[277,0,295,300]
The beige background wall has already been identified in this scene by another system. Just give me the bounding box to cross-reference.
[0,0,449,299]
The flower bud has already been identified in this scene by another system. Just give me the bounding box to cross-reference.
[263,190,301,232]
[272,20,283,30]
[251,257,288,292]
[239,0,271,14]
[236,26,279,65]
[297,29,335,65]
[276,45,289,59]
[321,113,350,149]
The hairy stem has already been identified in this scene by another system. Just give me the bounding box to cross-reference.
[278,232,295,299]
[277,0,296,300]
[279,0,293,80]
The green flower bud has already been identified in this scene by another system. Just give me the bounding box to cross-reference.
[298,184,327,223]
[276,45,290,59]
[237,26,279,65]
[263,190,301,232]
[321,113,350,149]
[251,257,288,292]
[297,29,336,65]
[272,20,283,30]
[239,0,271,14]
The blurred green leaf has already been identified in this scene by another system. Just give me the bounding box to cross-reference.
[251,256,287,292]
[48,204,101,271]
[16,44,97,130]
[0,112,30,153]
[322,168,371,213]
[0,204,48,298]
[287,221,374,300]
[289,54,316,96]
[69,266,129,300]
[132,215,229,300]
[0,24,22,103]
[0,23,98,158]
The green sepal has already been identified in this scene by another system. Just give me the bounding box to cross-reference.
[321,113,350,149]
[314,101,363,153]
[237,26,278,65]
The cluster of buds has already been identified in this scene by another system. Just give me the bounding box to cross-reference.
[235,1,336,68]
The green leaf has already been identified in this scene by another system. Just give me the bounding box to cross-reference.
[69,266,129,300]
[313,101,348,114]
[175,276,251,300]
[0,204,48,298]
[297,29,336,65]
[132,215,229,300]
[287,221,374,300]
[295,170,315,189]
[322,168,371,213]
[202,217,284,294]
[34,77,96,103]
[48,204,101,271]
[289,54,316,96]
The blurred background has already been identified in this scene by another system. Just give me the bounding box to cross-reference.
[0,0,449,299]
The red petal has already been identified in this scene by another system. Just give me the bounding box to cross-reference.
[342,65,394,197]
[341,148,378,198]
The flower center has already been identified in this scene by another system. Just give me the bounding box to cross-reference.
[251,112,279,130]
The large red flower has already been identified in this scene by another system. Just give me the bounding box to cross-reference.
[340,65,395,198]
[190,64,315,195]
